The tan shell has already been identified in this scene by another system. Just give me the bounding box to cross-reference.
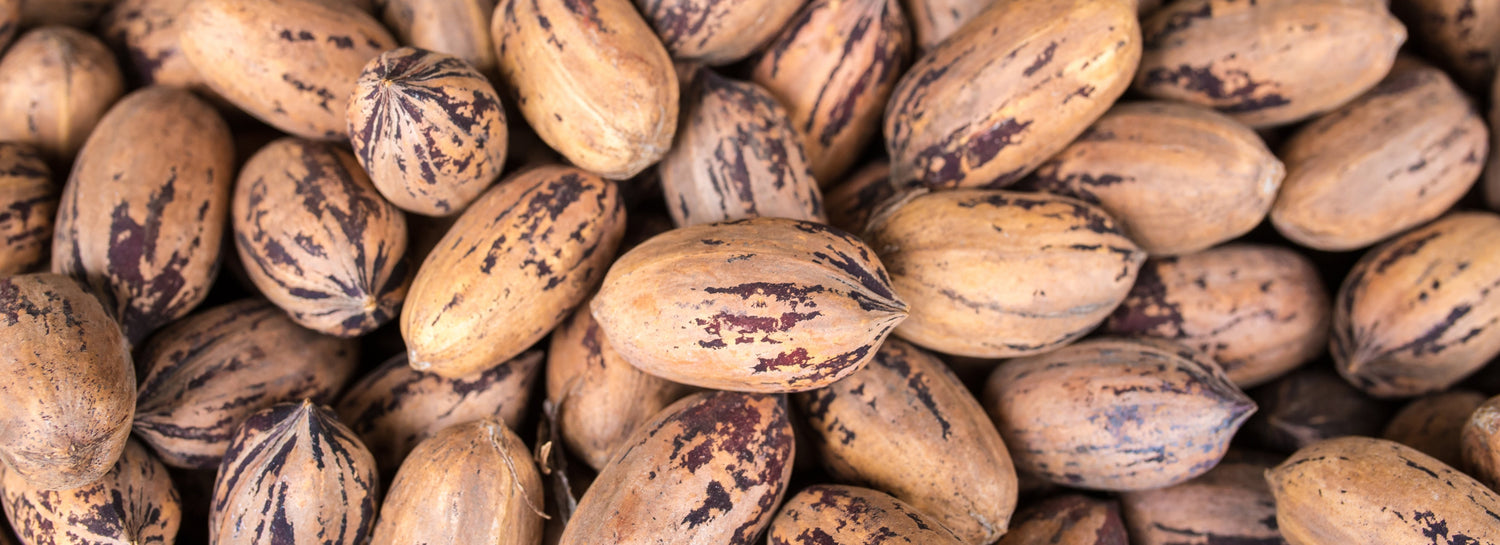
[232,137,410,337]
[210,401,379,545]
[370,419,544,545]
[1136,0,1406,128]
[375,0,495,74]
[179,0,396,139]
[0,273,134,491]
[884,0,1140,189]
[824,161,897,235]
[347,47,509,216]
[52,87,234,345]
[1382,390,1486,467]
[1332,212,1500,397]
[335,351,542,476]
[797,338,1017,544]
[751,0,910,184]
[866,190,1145,358]
[134,299,358,469]
[1119,452,1284,545]
[560,391,793,545]
[658,72,826,227]
[99,0,214,94]
[0,144,53,275]
[1104,244,1330,388]
[767,485,966,545]
[1462,394,1500,489]
[0,440,180,545]
[635,0,807,65]
[983,337,1255,491]
[997,495,1129,545]
[1394,0,1500,87]
[1027,101,1283,256]
[18,0,110,27]
[1271,61,1487,251]
[547,295,691,471]
[0,27,124,161]
[1268,437,1500,544]
[592,217,907,392]
[900,0,988,51]
[402,165,625,377]
[1245,366,1390,454]
[493,0,678,179]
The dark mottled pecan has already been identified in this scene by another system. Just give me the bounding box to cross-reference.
[1,440,180,545]
[0,27,123,160]
[768,485,965,545]
[1245,366,1392,454]
[0,143,53,274]
[100,0,215,95]
[997,494,1129,545]
[1392,0,1500,88]
[635,0,807,64]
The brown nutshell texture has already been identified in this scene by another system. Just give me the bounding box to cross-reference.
[767,485,966,545]
[635,0,808,65]
[232,137,410,337]
[0,143,53,275]
[99,0,214,93]
[52,87,235,346]
[402,165,625,378]
[0,26,124,161]
[1245,366,1391,454]
[560,391,794,545]
[900,0,988,51]
[823,161,896,236]
[375,0,495,74]
[0,440,181,545]
[1119,452,1285,545]
[133,299,359,469]
[1393,0,1500,88]
[996,494,1129,545]
[1461,394,1500,490]
[1382,389,1486,468]
[19,0,110,27]
[0,0,17,56]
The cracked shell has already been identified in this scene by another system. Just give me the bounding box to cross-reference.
[0,143,53,275]
[767,485,965,545]
[0,27,124,161]
[635,0,807,65]
[0,440,180,545]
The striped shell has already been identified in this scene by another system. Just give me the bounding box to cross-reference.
[592,217,907,392]
[0,27,124,160]
[52,87,234,345]
[179,0,396,139]
[635,0,807,65]
[232,137,410,337]
[134,299,358,469]
[493,0,677,179]
[866,190,1146,358]
[1396,0,1500,88]
[767,485,966,545]
[374,0,494,74]
[658,72,826,227]
[900,0,988,51]
[1268,437,1500,544]
[1136,0,1406,128]
[210,401,379,545]
[402,165,625,378]
[996,495,1129,545]
[1118,452,1284,545]
[1245,367,1390,454]
[0,440,180,545]
[370,420,544,545]
[1382,390,1486,467]
[1332,212,1500,397]
[347,46,508,216]
[0,273,135,491]
[335,351,542,477]
[884,0,1140,189]
[1461,394,1500,489]
[0,143,53,274]
[1104,244,1330,388]
[560,391,793,545]
[100,0,213,94]
[983,338,1255,491]
[751,0,910,183]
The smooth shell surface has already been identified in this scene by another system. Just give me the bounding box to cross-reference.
[100,0,212,93]
[1461,395,1500,490]
[901,0,988,51]
[0,144,53,274]
[1119,452,1284,545]
[0,27,124,160]
[635,0,807,65]
[996,495,1129,545]
[1382,390,1486,467]
[767,485,966,545]
[0,440,180,545]
[375,0,495,74]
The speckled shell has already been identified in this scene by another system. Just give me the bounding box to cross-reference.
[210,401,379,545]
[797,339,1016,543]
[232,137,410,337]
[1332,212,1500,397]
[493,0,678,179]
[370,420,544,545]
[592,217,907,392]
[1119,452,1284,545]
[1136,0,1406,128]
[1027,101,1283,256]
[52,87,234,345]
[560,391,793,545]
[1271,61,1487,251]
[18,0,110,27]
[1268,437,1500,544]
[1383,390,1486,467]
[1104,244,1330,388]
[0,27,123,161]
[0,144,52,275]
[900,0,987,51]
[99,0,213,93]
[0,440,180,545]
[997,495,1129,545]
[0,0,16,50]
[866,190,1145,358]
[658,72,826,227]
[335,351,541,476]
[402,165,624,378]
[824,161,896,235]
[1394,0,1500,88]
[767,485,965,545]
[983,337,1255,491]
[751,0,910,184]
[347,47,509,216]
[1245,367,1390,454]
[884,0,1140,189]
[134,299,358,469]
[1461,394,1500,489]
[0,274,134,491]
[635,0,807,65]
[375,0,495,74]
[547,295,691,471]
[178,0,396,139]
